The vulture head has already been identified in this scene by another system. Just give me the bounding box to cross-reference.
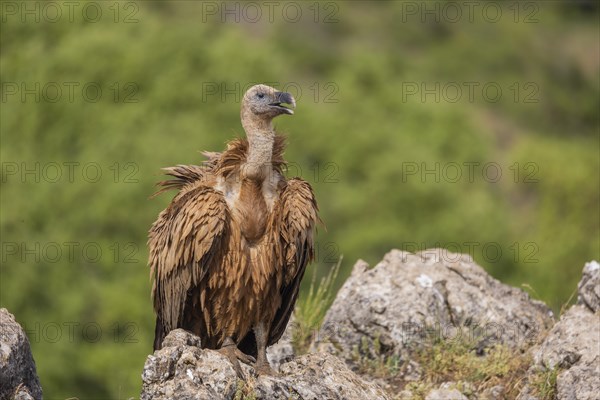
[241,85,296,125]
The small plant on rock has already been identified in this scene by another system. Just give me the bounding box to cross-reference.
[293,257,341,354]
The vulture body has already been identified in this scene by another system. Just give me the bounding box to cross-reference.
[148,84,319,375]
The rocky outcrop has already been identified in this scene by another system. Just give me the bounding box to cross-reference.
[315,249,554,372]
[140,328,389,400]
[0,308,42,400]
[518,260,600,400]
[139,251,599,400]
[577,260,599,312]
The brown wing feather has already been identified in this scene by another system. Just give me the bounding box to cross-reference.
[151,149,222,197]
[148,184,230,349]
[238,178,320,356]
[269,178,320,344]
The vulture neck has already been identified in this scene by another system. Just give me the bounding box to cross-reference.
[242,118,274,180]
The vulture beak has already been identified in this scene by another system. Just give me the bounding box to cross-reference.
[269,91,296,115]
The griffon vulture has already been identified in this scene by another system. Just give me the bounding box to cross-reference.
[148,84,320,376]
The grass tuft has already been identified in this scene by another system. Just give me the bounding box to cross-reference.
[529,366,559,400]
[292,257,342,354]
[234,379,257,400]
[352,335,401,380]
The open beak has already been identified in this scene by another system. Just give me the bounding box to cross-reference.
[269,91,296,115]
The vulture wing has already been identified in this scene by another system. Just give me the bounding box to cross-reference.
[149,184,230,350]
[238,178,320,356]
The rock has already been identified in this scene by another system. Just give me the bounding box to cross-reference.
[577,260,600,312]
[141,328,389,400]
[480,385,505,400]
[12,385,35,400]
[425,382,468,400]
[140,254,598,399]
[529,304,599,400]
[0,308,43,400]
[266,315,295,372]
[268,353,389,400]
[316,249,554,371]
[517,261,600,400]
[141,329,236,399]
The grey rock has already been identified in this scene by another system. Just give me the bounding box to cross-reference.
[480,385,505,400]
[12,385,35,400]
[577,260,600,312]
[425,382,468,400]
[528,304,600,400]
[141,328,389,400]
[0,308,42,400]
[267,353,389,400]
[266,315,295,372]
[316,249,554,371]
[140,331,240,400]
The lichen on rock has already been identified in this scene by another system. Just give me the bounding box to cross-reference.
[0,308,42,400]
[140,328,389,400]
[315,249,554,372]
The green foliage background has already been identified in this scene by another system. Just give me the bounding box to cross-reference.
[1,1,598,398]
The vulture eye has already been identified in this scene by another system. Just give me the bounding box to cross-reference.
[257,93,265,99]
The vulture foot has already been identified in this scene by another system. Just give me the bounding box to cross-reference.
[254,360,277,376]
[252,322,276,376]
[218,337,255,379]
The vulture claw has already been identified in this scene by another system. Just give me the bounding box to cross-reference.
[254,361,277,376]
[238,351,256,365]
[218,338,255,379]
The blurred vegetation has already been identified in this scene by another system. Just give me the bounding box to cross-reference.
[1,1,598,398]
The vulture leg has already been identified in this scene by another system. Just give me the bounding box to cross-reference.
[218,337,255,379]
[254,322,275,376]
